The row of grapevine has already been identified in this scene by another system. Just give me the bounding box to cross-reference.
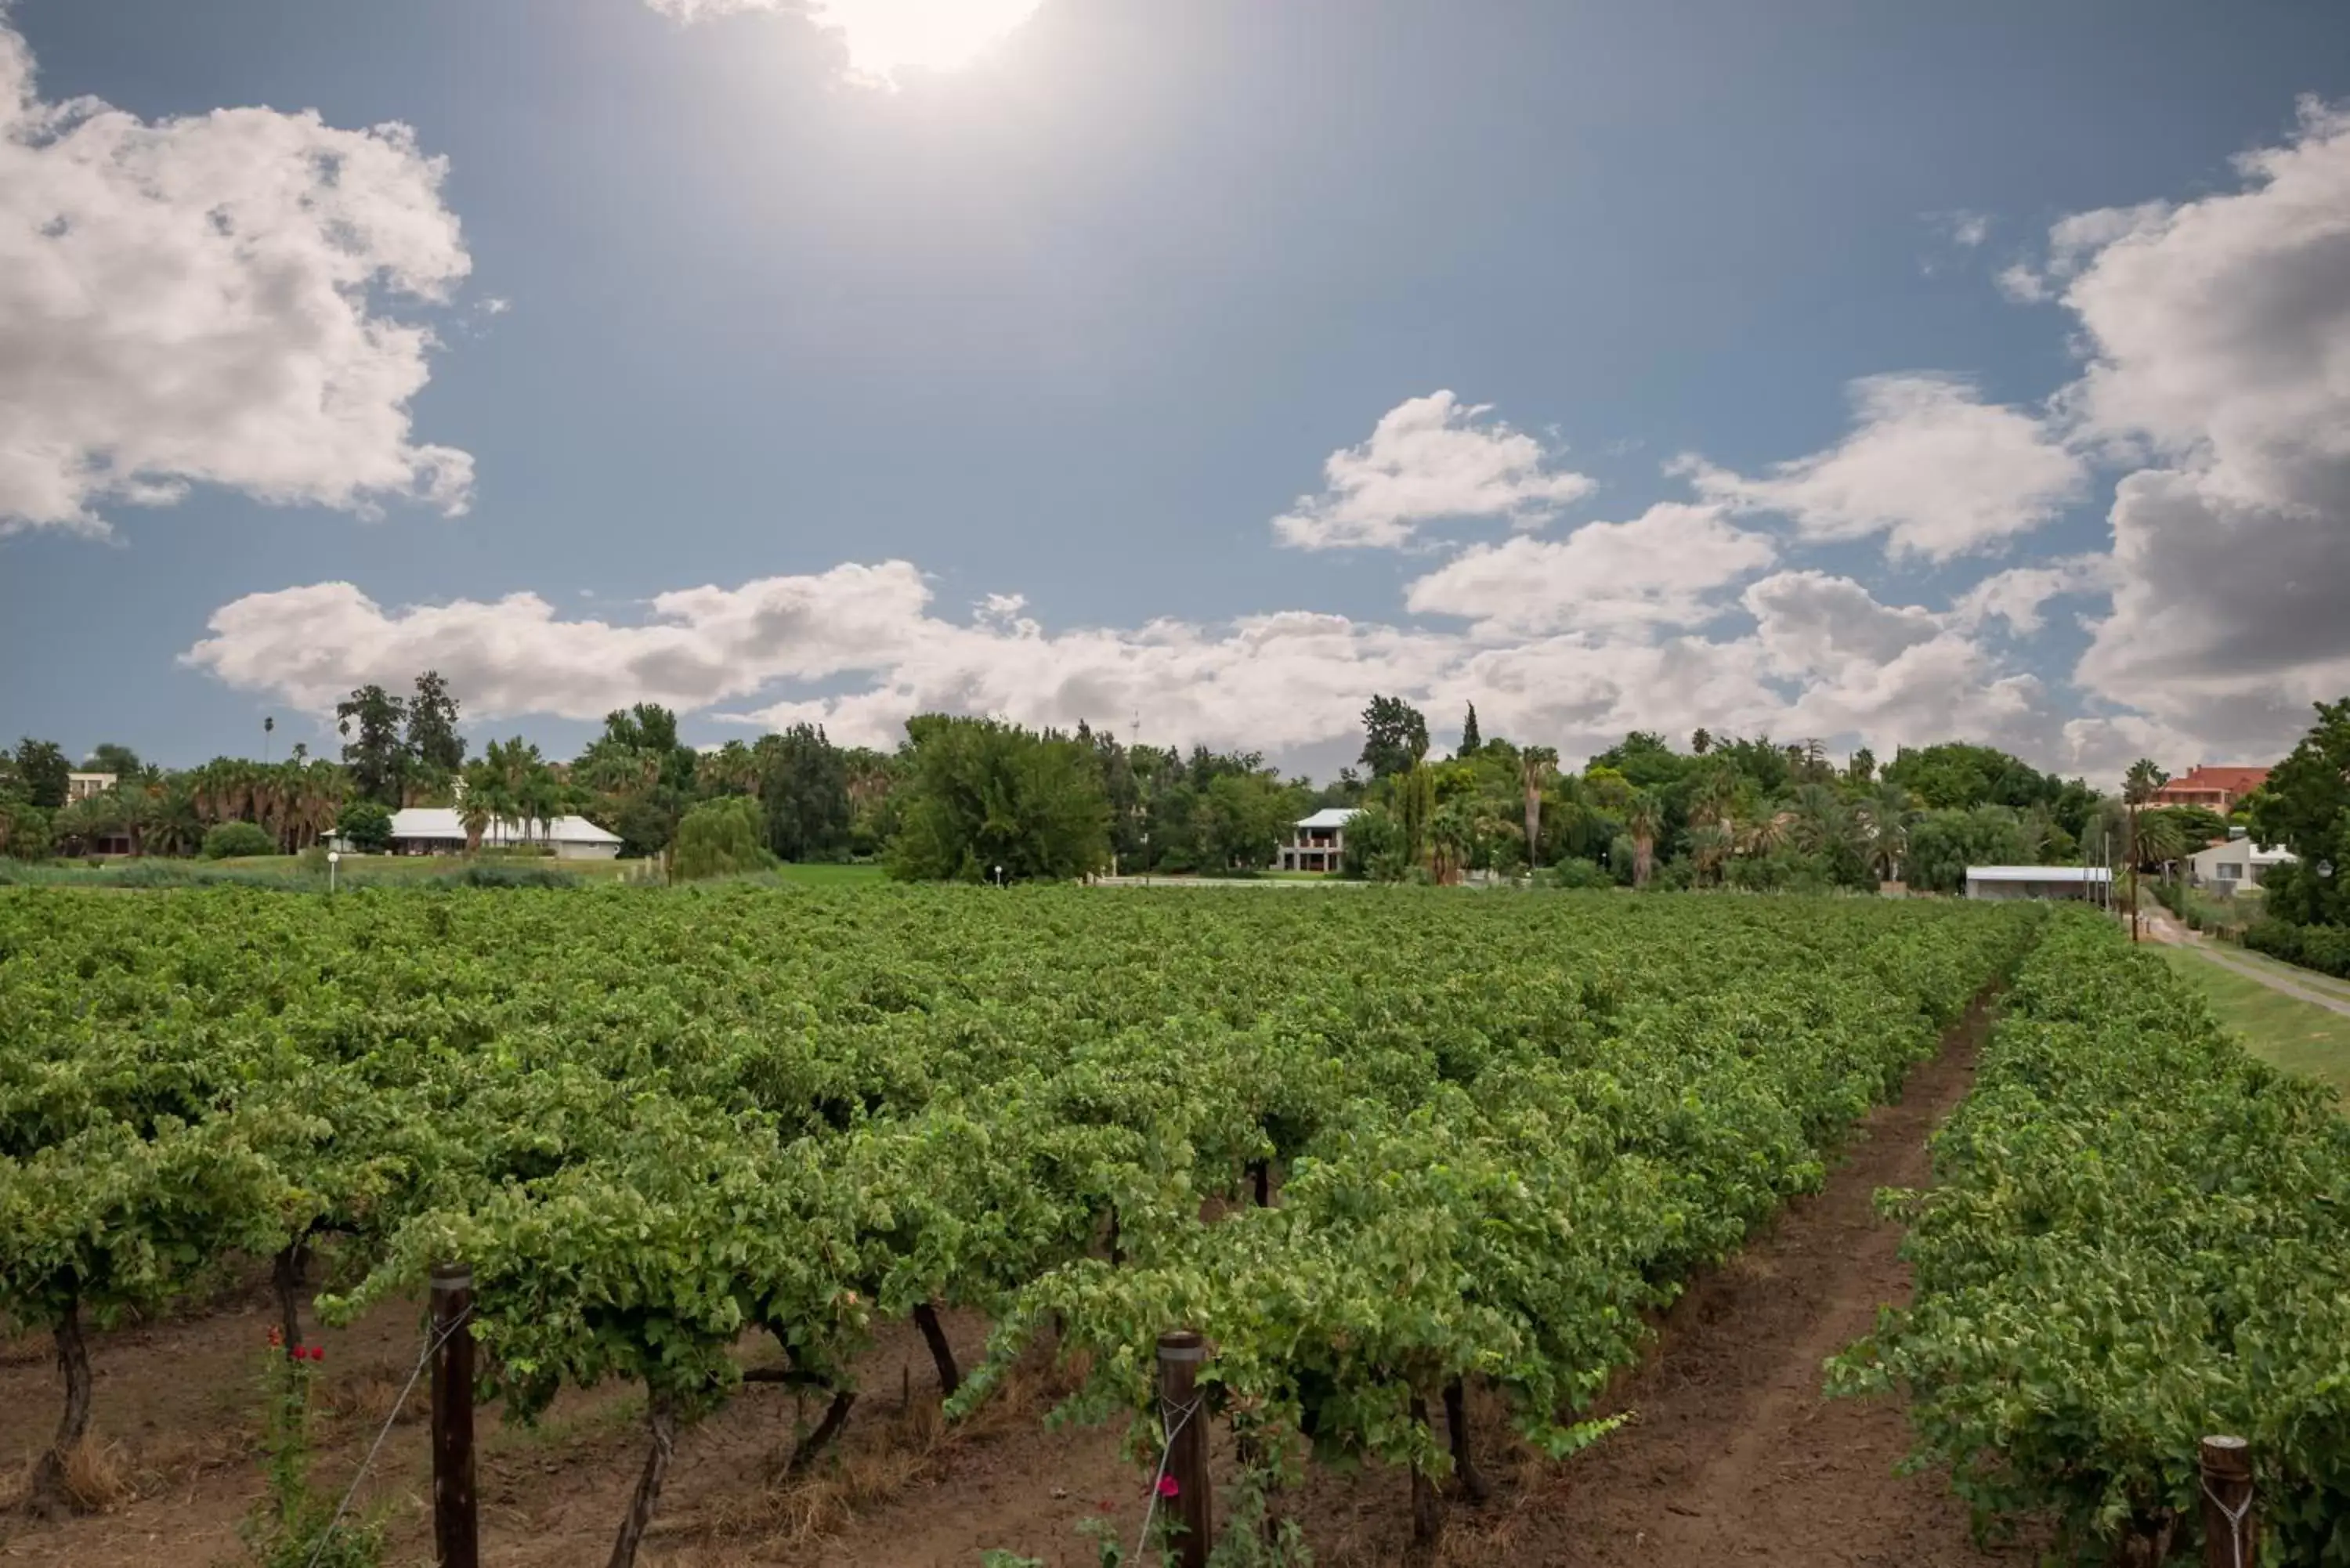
[0,886,2039,1557]
[1836,912,2350,1563]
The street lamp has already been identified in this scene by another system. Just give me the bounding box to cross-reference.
[327,850,341,894]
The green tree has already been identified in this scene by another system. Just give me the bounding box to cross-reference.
[83,743,143,779]
[334,686,409,806]
[1358,695,1429,781]
[2121,759,2168,940]
[2,802,53,860]
[1858,780,1914,882]
[1517,746,1557,870]
[13,739,70,809]
[671,797,778,881]
[49,794,125,857]
[1592,731,1688,792]
[404,671,467,775]
[1625,791,1662,889]
[1458,703,1481,757]
[1904,806,2032,894]
[2248,698,2350,927]
[1198,771,1299,871]
[1338,802,1409,880]
[887,717,1110,883]
[756,724,852,862]
[335,800,395,854]
[598,704,698,796]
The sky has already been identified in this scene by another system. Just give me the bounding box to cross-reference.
[3,0,2348,784]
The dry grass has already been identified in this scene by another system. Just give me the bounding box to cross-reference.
[318,1355,430,1431]
[3,1437,143,1517]
[62,1437,138,1512]
[671,1339,1096,1557]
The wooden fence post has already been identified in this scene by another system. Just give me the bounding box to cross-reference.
[1157,1330,1213,1568]
[2199,1436,2254,1568]
[431,1264,479,1568]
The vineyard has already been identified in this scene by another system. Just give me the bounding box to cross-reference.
[1838,913,2350,1563]
[0,884,2048,1563]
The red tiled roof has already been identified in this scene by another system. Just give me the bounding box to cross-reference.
[2172,765,2269,792]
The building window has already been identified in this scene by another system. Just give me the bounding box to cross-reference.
[2217,863,2243,881]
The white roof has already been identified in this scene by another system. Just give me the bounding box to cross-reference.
[1965,865,2112,883]
[1296,807,1364,829]
[2193,839,2295,865]
[385,808,621,847]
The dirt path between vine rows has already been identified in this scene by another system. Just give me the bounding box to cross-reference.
[1462,994,2043,1567]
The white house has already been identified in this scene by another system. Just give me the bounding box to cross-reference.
[1278,807,1361,873]
[1964,865,2113,901]
[2186,835,2294,893]
[360,807,624,861]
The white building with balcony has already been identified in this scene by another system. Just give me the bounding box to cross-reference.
[1278,807,1361,873]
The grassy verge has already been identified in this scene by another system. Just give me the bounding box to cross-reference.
[2157,945,2350,1103]
[2194,938,2350,1004]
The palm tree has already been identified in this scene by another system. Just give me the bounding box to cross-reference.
[1625,790,1662,890]
[461,757,515,851]
[1687,821,1735,887]
[1788,784,1843,857]
[704,740,760,797]
[2138,810,2189,886]
[458,791,492,855]
[2122,759,2169,941]
[1690,761,1739,835]
[1429,799,1476,885]
[1858,780,1914,883]
[1691,728,1713,756]
[1518,746,1556,873]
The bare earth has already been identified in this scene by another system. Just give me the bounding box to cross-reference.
[1,1002,2038,1568]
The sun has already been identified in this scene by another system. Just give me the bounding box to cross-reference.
[808,0,1046,85]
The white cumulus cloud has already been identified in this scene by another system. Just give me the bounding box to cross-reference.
[2052,98,2350,762]
[1681,374,2088,562]
[1947,555,2114,637]
[1402,503,1776,637]
[1273,391,1594,551]
[0,20,474,536]
[184,552,2093,779]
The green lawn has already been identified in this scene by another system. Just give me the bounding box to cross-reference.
[2193,939,2350,1006]
[2160,945,2350,1104]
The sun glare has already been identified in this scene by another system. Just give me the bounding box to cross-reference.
[811,0,1045,85]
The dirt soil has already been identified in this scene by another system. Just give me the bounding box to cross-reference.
[1460,995,2044,1567]
[0,1000,2040,1568]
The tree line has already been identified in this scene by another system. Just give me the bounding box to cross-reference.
[0,681,2279,887]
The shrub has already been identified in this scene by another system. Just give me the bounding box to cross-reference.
[672,797,777,883]
[334,800,395,854]
[1547,858,1613,891]
[1339,805,1408,882]
[2246,916,2350,979]
[201,822,278,860]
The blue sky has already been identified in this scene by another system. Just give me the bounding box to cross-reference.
[4,0,2348,782]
